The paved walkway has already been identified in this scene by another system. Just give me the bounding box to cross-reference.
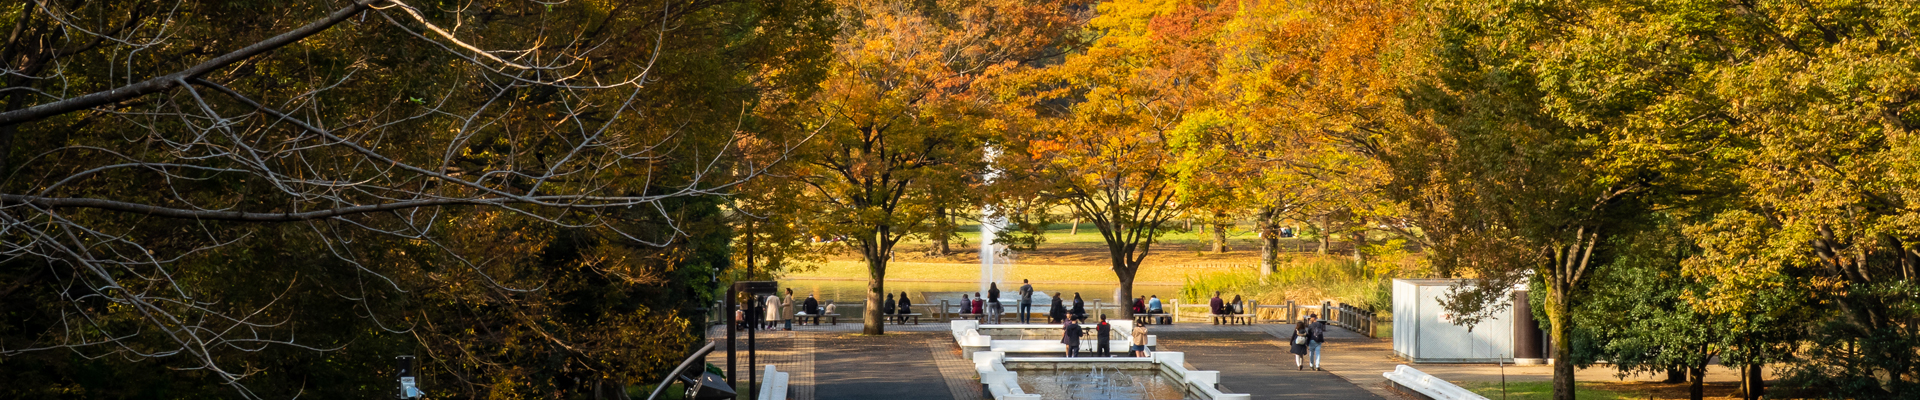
[1160,332,1389,399]
[812,333,966,400]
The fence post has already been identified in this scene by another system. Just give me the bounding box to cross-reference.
[1285,300,1296,323]
[940,300,948,321]
[1171,299,1179,323]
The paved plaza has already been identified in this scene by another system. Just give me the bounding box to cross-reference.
[701,321,1758,399]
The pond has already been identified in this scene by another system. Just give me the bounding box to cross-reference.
[1015,369,1195,400]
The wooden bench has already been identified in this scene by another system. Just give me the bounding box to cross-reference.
[1133,313,1166,325]
[794,312,839,325]
[955,313,985,322]
[890,313,924,325]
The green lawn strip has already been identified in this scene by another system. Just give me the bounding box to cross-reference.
[1456,381,1643,400]
[785,259,1246,284]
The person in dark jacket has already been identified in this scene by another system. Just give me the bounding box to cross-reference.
[896,292,913,324]
[1131,296,1147,314]
[1060,318,1084,357]
[802,294,821,325]
[1209,292,1226,316]
[1048,293,1068,323]
[1307,313,1327,370]
[986,283,1004,324]
[1069,293,1087,323]
[883,293,897,323]
[1018,279,1035,323]
[1095,315,1112,357]
[1288,321,1311,370]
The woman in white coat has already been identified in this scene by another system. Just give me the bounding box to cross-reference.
[764,293,783,330]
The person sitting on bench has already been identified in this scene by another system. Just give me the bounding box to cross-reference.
[1069,293,1087,323]
[1048,293,1067,323]
[1131,296,1146,314]
[970,292,985,316]
[801,294,821,324]
[896,292,913,324]
[883,293,897,322]
[1147,295,1163,314]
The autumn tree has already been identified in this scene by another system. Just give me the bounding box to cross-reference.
[0,0,833,397]
[789,0,1088,335]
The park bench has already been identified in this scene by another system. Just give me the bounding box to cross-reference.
[955,313,985,322]
[1211,313,1253,325]
[794,312,839,325]
[1133,312,1167,325]
[892,313,924,324]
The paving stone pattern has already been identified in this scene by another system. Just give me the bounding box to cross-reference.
[812,332,960,400]
[1159,332,1388,400]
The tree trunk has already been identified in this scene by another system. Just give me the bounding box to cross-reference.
[1665,368,1686,383]
[1690,364,1706,400]
[1317,216,1331,255]
[1115,264,1136,319]
[1211,220,1230,254]
[1070,218,1079,235]
[1260,230,1279,278]
[1351,221,1368,264]
[862,235,890,335]
[932,207,951,255]
[1744,362,1764,399]
[1548,278,1575,400]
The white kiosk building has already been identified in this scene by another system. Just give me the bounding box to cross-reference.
[1390,279,1546,364]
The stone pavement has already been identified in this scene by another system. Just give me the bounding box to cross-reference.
[1159,332,1390,399]
[1316,339,1763,391]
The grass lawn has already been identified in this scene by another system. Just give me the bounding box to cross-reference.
[1455,381,1749,400]
[1457,381,1642,400]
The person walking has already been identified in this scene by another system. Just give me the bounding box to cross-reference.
[1069,293,1087,323]
[1095,315,1112,357]
[1018,279,1035,323]
[1048,293,1068,323]
[897,292,914,324]
[1289,321,1311,370]
[1130,322,1150,357]
[1061,318,1084,357]
[883,293,897,324]
[1308,313,1328,370]
[987,283,1005,324]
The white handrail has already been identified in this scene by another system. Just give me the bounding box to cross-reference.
[1382,365,1487,400]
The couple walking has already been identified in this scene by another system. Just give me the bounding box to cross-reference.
[1288,313,1328,370]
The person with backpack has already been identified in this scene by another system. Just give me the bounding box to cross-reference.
[1289,321,1311,370]
[1307,313,1328,370]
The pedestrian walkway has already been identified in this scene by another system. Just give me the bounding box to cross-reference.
[1159,332,1389,399]
[813,333,963,400]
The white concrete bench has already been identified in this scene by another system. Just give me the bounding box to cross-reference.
[756,365,788,400]
[1383,365,1488,400]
